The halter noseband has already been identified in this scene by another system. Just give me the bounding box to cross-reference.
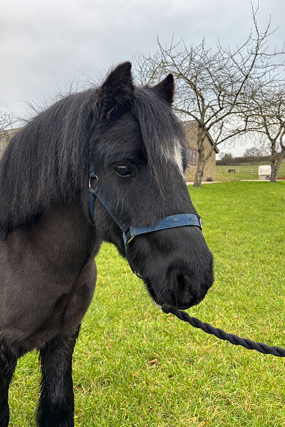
[88,168,202,275]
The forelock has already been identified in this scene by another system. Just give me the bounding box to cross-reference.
[131,87,186,179]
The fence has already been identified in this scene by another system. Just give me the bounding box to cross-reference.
[227,166,258,174]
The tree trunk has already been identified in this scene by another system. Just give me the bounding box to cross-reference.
[270,141,285,182]
[193,125,207,188]
[193,157,205,187]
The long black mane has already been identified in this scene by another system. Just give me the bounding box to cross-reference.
[0,90,95,234]
[0,77,185,235]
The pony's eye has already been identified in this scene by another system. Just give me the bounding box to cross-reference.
[114,164,133,177]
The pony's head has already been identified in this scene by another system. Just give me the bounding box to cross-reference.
[0,61,213,310]
[90,62,214,310]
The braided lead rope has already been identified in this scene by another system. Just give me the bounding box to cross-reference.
[161,306,285,357]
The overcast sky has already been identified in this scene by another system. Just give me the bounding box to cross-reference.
[1,0,284,155]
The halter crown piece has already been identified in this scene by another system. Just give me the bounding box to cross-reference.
[88,166,202,274]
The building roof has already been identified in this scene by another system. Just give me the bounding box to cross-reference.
[183,120,197,133]
[182,120,219,153]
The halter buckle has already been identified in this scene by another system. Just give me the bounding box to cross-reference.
[127,235,135,244]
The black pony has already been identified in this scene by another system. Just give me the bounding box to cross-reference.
[0,62,214,426]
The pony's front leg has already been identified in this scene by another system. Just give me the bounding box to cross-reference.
[37,328,80,427]
[0,341,18,427]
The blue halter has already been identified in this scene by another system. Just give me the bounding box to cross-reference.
[89,169,202,275]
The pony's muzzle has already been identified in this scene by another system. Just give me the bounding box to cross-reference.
[170,269,207,310]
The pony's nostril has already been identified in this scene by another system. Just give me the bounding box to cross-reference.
[167,265,210,309]
[173,273,194,305]
[177,273,192,293]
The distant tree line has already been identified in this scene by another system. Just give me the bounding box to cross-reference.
[217,146,273,165]
[217,152,271,166]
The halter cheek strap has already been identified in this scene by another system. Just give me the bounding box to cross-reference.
[88,168,202,275]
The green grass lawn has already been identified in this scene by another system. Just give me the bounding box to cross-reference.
[216,162,285,182]
[9,182,285,426]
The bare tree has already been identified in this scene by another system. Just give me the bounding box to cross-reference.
[244,87,285,181]
[0,112,16,157]
[0,112,15,142]
[134,6,285,186]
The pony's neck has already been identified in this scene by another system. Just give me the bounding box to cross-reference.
[10,201,100,277]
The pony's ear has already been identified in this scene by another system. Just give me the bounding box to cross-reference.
[95,62,134,119]
[153,74,174,105]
